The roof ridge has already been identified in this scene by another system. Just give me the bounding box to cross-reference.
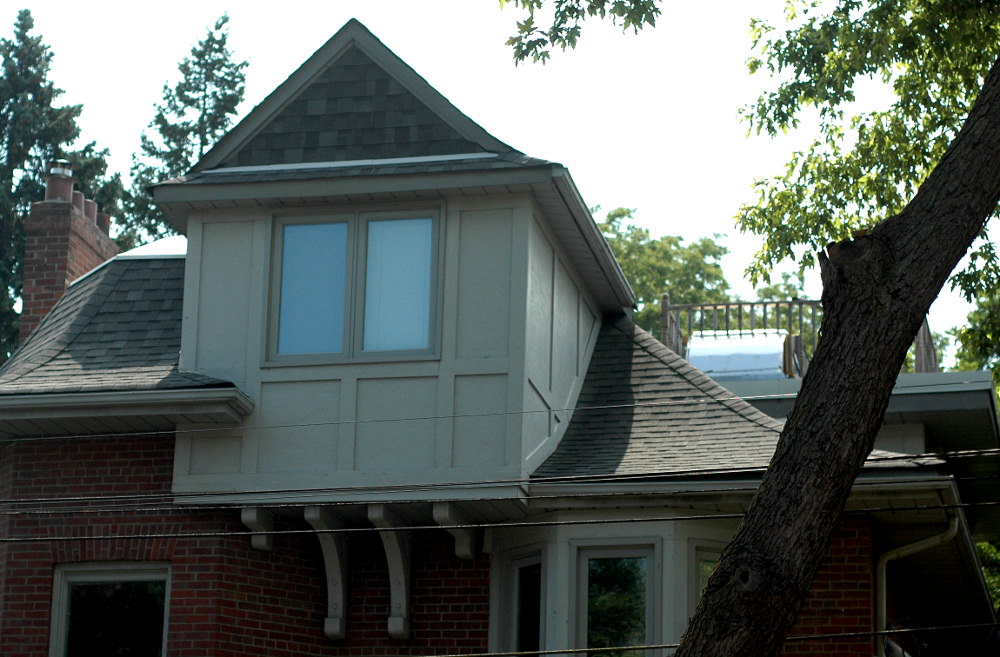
[609,315,784,434]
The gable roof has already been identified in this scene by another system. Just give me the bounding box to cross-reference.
[195,19,515,173]
[153,19,636,313]
[534,317,929,481]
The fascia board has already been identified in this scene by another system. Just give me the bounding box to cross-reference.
[527,472,955,504]
[0,387,254,424]
[155,167,559,207]
[549,168,637,309]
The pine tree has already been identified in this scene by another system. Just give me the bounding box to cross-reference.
[123,14,247,247]
[0,9,121,360]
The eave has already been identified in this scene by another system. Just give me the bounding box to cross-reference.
[0,387,254,440]
[154,163,636,313]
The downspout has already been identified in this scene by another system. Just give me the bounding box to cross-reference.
[875,514,959,657]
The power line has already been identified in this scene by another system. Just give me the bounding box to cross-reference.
[0,373,992,445]
[0,442,995,512]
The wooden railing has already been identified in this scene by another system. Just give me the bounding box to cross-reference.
[659,294,939,375]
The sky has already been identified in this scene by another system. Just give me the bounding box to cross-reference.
[4,1,982,363]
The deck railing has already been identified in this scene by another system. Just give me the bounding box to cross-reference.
[659,294,939,375]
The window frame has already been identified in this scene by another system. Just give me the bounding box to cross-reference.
[49,562,171,657]
[687,539,725,615]
[267,205,442,365]
[575,544,658,655]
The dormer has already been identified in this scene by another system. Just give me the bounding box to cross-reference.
[154,20,634,506]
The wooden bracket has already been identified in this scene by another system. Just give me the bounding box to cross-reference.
[368,503,411,639]
[433,502,476,560]
[240,507,274,551]
[304,507,348,640]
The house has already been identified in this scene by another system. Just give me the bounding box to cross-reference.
[1,19,997,657]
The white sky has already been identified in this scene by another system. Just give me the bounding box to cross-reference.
[5,1,982,363]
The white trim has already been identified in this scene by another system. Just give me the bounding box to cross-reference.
[0,387,254,422]
[203,152,498,176]
[49,562,171,657]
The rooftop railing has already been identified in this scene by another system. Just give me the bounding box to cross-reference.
[659,294,939,377]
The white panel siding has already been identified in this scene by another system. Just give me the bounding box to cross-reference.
[355,377,437,471]
[456,208,513,359]
[255,380,340,474]
[453,374,509,467]
[195,221,254,386]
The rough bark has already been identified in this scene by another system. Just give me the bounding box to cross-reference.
[675,55,1000,657]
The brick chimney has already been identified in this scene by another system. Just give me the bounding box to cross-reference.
[19,161,120,344]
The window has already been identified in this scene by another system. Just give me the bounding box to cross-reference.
[50,563,170,657]
[688,542,724,614]
[515,560,543,652]
[273,210,437,359]
[578,547,653,657]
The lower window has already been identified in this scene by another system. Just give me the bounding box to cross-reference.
[578,547,653,657]
[50,563,170,657]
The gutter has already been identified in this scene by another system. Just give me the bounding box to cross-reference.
[0,387,254,432]
[876,515,959,657]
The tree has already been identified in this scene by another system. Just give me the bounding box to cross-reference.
[122,13,247,248]
[599,207,730,333]
[0,9,121,361]
[952,294,1000,373]
[502,2,1000,656]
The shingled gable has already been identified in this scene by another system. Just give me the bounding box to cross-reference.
[195,18,514,171]
[533,317,928,480]
[0,253,252,438]
[153,19,635,312]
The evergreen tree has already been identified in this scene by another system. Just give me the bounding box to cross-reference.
[122,14,247,248]
[0,9,121,361]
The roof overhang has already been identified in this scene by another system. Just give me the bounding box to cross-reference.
[153,161,636,313]
[0,387,254,440]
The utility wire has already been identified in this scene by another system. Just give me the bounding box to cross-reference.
[4,498,998,544]
[0,374,992,445]
[0,443,994,512]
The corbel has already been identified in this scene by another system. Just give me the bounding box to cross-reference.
[240,507,274,551]
[368,503,411,639]
[433,502,477,560]
[304,507,348,640]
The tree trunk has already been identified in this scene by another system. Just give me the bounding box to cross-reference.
[675,54,1000,657]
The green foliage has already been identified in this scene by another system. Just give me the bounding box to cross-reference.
[976,540,1000,611]
[951,293,1000,371]
[737,0,1000,293]
[500,0,660,62]
[122,14,247,248]
[586,556,647,657]
[599,207,730,333]
[0,9,120,361]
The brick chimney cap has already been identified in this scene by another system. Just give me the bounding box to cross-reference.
[49,159,74,177]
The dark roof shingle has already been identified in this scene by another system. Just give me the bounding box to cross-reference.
[0,257,230,395]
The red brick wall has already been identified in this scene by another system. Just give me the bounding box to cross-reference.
[0,434,490,657]
[782,519,875,656]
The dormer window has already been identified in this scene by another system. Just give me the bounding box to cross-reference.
[272,209,438,360]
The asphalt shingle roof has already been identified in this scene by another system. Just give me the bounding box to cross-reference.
[534,317,922,480]
[0,257,230,395]
[535,317,784,479]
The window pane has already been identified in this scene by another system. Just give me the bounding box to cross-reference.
[516,563,542,652]
[364,218,432,351]
[67,580,166,656]
[587,556,647,657]
[279,222,347,354]
[698,556,718,596]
